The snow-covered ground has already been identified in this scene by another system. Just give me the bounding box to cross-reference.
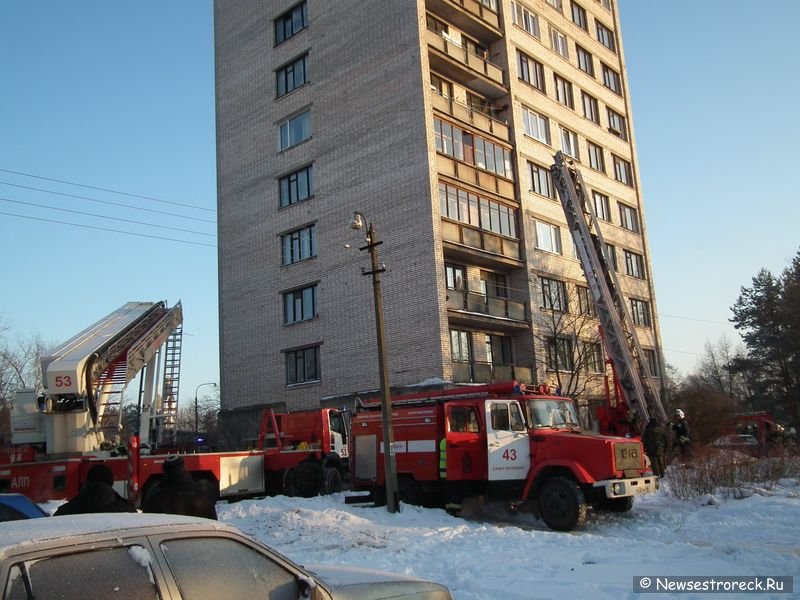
[217,482,800,600]
[41,479,799,599]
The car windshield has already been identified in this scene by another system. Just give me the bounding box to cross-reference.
[526,399,580,429]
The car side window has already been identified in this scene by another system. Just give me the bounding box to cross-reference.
[5,546,159,600]
[161,537,300,600]
[490,403,510,430]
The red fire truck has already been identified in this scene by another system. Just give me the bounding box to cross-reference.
[350,381,657,531]
[1,302,348,504]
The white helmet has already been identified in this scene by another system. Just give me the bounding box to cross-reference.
[675,409,685,419]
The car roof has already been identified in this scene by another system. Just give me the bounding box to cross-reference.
[0,493,48,518]
[0,513,234,557]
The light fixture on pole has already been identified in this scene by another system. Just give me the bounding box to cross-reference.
[350,211,400,513]
[194,382,217,452]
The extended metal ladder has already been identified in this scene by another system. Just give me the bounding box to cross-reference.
[550,152,667,430]
[158,324,183,445]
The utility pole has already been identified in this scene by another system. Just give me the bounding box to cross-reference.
[351,212,400,513]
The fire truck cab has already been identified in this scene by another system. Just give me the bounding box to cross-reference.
[351,382,657,531]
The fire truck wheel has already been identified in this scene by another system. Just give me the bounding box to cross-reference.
[538,476,588,531]
[286,460,324,498]
[324,467,343,494]
[600,496,634,512]
[397,478,423,506]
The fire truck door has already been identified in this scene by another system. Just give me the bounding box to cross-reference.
[444,404,484,480]
[485,400,529,481]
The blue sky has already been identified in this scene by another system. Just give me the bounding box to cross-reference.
[0,1,797,405]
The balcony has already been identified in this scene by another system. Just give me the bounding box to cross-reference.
[441,219,521,267]
[430,90,509,142]
[426,0,502,42]
[436,155,515,198]
[452,361,534,385]
[427,29,506,99]
[446,289,529,330]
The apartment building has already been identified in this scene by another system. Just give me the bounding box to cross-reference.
[214,0,662,423]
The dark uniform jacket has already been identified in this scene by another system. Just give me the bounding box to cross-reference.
[142,472,218,520]
[54,482,137,516]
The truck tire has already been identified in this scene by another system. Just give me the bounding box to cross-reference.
[398,478,423,506]
[601,496,634,512]
[286,460,324,498]
[538,476,588,531]
[324,467,343,494]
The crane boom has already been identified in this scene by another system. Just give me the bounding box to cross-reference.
[550,152,667,431]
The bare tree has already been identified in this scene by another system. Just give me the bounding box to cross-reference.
[531,274,606,400]
[694,335,750,401]
[0,321,48,443]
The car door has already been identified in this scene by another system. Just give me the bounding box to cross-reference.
[485,400,529,481]
[444,403,486,481]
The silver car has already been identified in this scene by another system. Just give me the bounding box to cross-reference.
[0,513,451,599]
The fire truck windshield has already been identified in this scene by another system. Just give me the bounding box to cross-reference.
[526,399,580,430]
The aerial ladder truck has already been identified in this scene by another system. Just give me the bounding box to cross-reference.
[550,152,667,435]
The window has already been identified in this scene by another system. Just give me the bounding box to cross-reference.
[449,405,481,433]
[521,107,550,143]
[592,190,611,221]
[618,203,640,232]
[541,277,567,311]
[450,329,472,362]
[576,45,594,76]
[478,0,498,9]
[644,349,660,377]
[426,14,448,35]
[6,546,160,599]
[630,298,652,327]
[279,165,313,207]
[438,181,517,237]
[286,345,320,384]
[584,342,604,372]
[604,242,618,271]
[571,2,588,30]
[511,2,540,38]
[434,118,513,179]
[164,538,299,599]
[587,141,605,172]
[560,127,580,160]
[446,263,466,291]
[281,224,316,265]
[613,154,633,186]
[577,285,596,316]
[430,73,452,98]
[624,250,646,279]
[596,21,616,52]
[607,107,628,140]
[481,272,509,299]
[551,28,569,58]
[547,0,563,11]
[602,63,622,94]
[546,337,574,371]
[582,92,599,124]
[490,402,526,431]
[536,221,562,254]
[554,74,574,109]
[278,110,311,150]
[598,0,612,10]
[276,54,308,97]
[529,162,555,198]
[275,2,308,45]
[517,51,545,92]
[486,334,514,365]
[283,284,317,324]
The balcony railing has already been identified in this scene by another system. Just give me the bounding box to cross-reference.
[452,361,533,384]
[430,90,509,142]
[426,29,505,96]
[441,219,520,261]
[446,289,527,321]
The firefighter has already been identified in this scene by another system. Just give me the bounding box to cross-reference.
[642,417,667,477]
[142,455,218,520]
[671,409,692,459]
[439,437,462,514]
[54,464,136,516]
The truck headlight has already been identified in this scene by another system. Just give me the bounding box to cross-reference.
[612,482,626,496]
